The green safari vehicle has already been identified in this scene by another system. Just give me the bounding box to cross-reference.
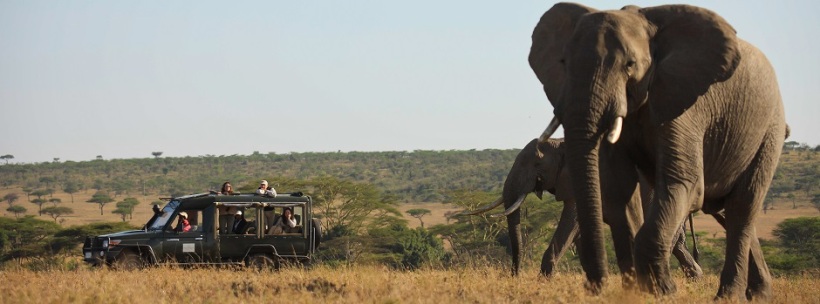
[82,192,321,269]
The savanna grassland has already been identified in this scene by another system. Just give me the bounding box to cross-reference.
[1,264,819,303]
[1,146,819,303]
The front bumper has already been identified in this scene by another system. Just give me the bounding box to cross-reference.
[82,236,112,265]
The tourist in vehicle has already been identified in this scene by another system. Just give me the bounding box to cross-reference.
[216,182,236,233]
[269,207,297,234]
[176,212,191,232]
[219,182,234,195]
[255,180,277,197]
[232,211,248,234]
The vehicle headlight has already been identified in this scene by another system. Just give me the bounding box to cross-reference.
[101,240,109,248]
[108,240,121,248]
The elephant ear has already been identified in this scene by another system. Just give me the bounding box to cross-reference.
[640,5,741,122]
[529,3,597,107]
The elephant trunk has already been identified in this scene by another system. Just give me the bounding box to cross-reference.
[507,202,523,276]
[502,193,527,276]
[564,126,608,292]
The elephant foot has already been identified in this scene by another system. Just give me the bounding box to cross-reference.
[584,279,604,295]
[638,276,676,296]
[715,283,749,301]
[636,266,676,296]
[540,261,555,278]
[683,264,703,280]
[745,279,772,301]
[620,271,637,289]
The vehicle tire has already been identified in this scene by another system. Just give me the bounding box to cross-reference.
[247,253,280,271]
[113,251,144,270]
[311,218,322,250]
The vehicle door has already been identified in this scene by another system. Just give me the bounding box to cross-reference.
[162,210,207,264]
[218,207,259,262]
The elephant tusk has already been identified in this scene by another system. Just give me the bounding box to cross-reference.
[455,197,504,216]
[537,117,561,158]
[539,116,562,143]
[606,116,623,144]
[490,194,527,218]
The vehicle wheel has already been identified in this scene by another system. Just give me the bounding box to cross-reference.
[311,218,322,249]
[113,251,144,270]
[247,253,280,271]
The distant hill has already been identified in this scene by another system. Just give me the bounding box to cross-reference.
[0,145,817,205]
[0,149,518,203]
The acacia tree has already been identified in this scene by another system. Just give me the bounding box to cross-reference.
[41,206,73,223]
[112,208,129,222]
[48,198,62,207]
[30,189,49,201]
[0,154,13,164]
[4,193,19,207]
[22,187,32,201]
[309,176,401,236]
[152,152,163,158]
[7,205,26,218]
[30,198,47,215]
[115,197,140,220]
[39,177,55,189]
[406,208,432,228]
[87,192,114,215]
[63,183,79,203]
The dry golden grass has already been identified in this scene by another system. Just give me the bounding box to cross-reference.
[1,264,818,303]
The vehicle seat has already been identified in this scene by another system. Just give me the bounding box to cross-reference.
[241,221,255,234]
[294,214,301,225]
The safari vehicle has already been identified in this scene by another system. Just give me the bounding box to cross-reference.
[82,192,321,269]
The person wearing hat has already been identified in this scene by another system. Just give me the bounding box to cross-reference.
[176,211,192,232]
[232,210,248,234]
[255,180,277,197]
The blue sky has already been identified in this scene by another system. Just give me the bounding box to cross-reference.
[1,1,817,163]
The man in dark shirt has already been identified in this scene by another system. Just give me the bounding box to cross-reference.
[232,210,248,234]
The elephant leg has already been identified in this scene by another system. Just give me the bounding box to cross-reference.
[712,128,780,301]
[635,131,705,295]
[540,200,579,277]
[600,153,642,287]
[670,222,703,279]
[710,211,772,301]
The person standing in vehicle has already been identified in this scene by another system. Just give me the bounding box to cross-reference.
[255,180,277,197]
[217,182,235,234]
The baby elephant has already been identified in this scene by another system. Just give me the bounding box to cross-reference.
[465,138,702,279]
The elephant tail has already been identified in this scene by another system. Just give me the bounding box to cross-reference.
[784,124,791,140]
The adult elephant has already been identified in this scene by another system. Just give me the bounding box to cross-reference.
[528,3,786,300]
[462,138,702,279]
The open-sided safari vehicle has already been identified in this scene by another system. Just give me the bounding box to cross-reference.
[82,192,321,269]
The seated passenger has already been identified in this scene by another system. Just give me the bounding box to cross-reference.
[232,211,248,234]
[176,212,192,232]
[255,180,277,197]
[269,207,297,234]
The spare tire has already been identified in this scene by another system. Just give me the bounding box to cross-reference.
[311,218,322,250]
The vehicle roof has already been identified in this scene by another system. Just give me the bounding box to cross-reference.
[173,193,311,210]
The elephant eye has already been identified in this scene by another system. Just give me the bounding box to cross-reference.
[626,60,637,69]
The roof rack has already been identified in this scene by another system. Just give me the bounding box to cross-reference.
[159,192,212,201]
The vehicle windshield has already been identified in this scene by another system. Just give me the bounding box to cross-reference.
[147,200,180,231]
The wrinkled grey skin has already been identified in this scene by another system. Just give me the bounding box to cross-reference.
[483,138,702,279]
[529,3,786,300]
